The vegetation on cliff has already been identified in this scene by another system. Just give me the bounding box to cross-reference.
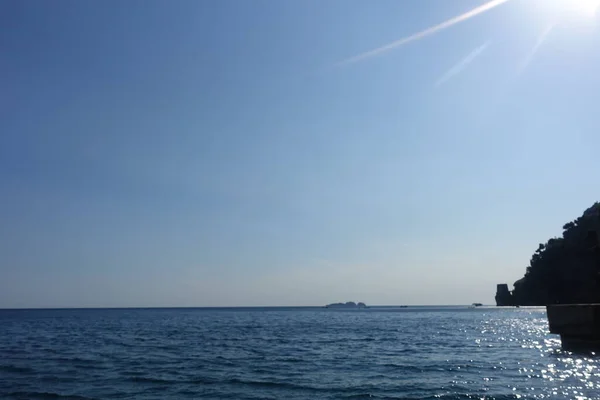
[509,202,600,306]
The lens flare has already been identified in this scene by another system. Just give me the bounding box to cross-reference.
[550,0,600,17]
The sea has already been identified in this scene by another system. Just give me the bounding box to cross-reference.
[1,306,599,400]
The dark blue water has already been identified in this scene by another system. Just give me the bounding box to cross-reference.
[1,306,599,399]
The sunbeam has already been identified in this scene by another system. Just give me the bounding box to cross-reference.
[435,41,492,87]
[518,24,554,75]
[336,0,512,67]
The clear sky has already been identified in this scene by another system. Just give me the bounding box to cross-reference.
[2,0,600,308]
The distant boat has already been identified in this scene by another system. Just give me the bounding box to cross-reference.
[472,303,483,307]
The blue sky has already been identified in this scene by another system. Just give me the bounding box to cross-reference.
[2,0,600,307]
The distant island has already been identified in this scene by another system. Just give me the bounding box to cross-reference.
[496,201,600,306]
[325,301,367,308]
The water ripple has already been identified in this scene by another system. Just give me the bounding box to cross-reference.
[1,307,598,399]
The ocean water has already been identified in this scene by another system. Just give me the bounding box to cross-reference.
[1,306,599,400]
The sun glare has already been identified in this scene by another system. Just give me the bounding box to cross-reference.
[336,0,599,69]
[556,0,600,17]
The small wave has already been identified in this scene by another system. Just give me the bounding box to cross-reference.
[342,393,529,400]
[251,368,279,375]
[338,394,382,399]
[4,392,97,400]
[272,356,305,363]
[125,376,176,384]
[229,378,306,390]
[0,348,29,356]
[0,364,35,374]
[187,376,220,384]
[422,395,535,400]
[339,395,429,400]
[227,378,341,393]
[38,374,79,384]
[378,363,447,373]
[50,356,97,363]
[45,357,104,370]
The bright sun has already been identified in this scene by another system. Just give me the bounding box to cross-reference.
[559,0,600,17]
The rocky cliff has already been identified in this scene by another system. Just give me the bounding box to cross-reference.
[497,202,600,306]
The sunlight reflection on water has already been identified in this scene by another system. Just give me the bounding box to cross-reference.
[1,307,600,399]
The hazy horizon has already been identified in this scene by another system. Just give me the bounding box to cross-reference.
[2,0,600,308]
[0,303,512,310]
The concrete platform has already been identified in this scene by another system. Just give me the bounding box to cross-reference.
[547,304,600,351]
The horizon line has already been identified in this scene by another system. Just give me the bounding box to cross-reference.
[0,304,531,311]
